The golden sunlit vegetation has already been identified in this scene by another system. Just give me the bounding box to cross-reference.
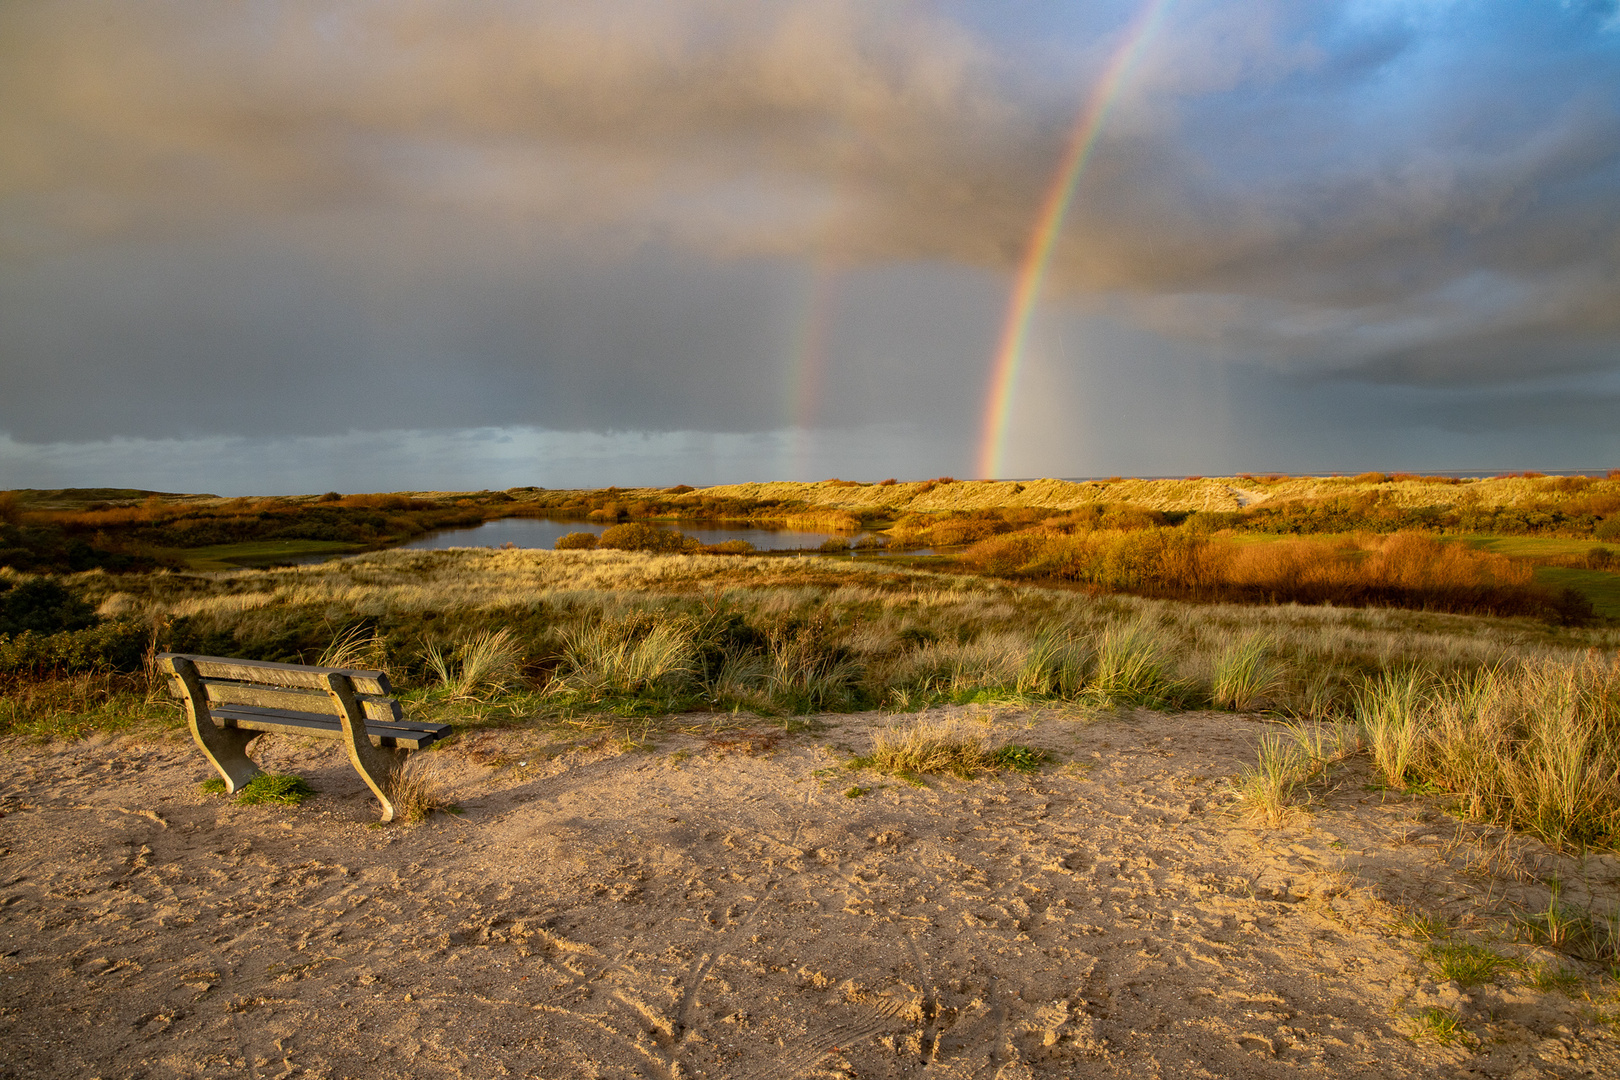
[3,544,1619,849]
[5,473,1620,853]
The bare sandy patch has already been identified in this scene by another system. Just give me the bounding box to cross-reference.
[1,708,1615,1078]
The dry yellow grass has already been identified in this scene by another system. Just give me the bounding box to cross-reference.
[678,474,1620,515]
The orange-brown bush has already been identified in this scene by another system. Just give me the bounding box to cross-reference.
[597,522,700,553]
[959,529,1557,618]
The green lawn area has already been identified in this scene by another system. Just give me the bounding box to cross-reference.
[1449,534,1615,559]
[176,540,362,571]
[1533,566,1620,620]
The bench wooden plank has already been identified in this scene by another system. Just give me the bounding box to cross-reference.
[176,655,391,696]
[209,706,450,751]
[198,680,404,724]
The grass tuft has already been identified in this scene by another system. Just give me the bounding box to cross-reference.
[1425,941,1512,987]
[232,773,315,806]
[1211,634,1283,711]
[859,717,1045,780]
[1409,1006,1472,1047]
[387,755,457,823]
[1088,623,1176,707]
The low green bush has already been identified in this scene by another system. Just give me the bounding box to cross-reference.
[0,620,148,678]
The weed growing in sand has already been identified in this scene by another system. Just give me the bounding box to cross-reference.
[854,717,1045,780]
[1351,657,1620,848]
[1515,881,1620,962]
[1358,667,1430,789]
[1425,941,1513,987]
[1388,908,1450,942]
[231,773,316,806]
[1524,961,1583,995]
[1409,1006,1473,1047]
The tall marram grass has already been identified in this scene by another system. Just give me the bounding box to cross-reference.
[553,617,697,696]
[1089,623,1179,706]
[1355,656,1620,847]
[1211,634,1284,711]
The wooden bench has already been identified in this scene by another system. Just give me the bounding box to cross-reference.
[158,653,450,822]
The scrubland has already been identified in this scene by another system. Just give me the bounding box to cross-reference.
[5,507,1620,1070]
[3,545,1619,849]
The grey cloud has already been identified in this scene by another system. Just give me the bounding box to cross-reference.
[3,0,1620,461]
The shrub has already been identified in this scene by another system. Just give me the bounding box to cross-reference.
[422,627,524,699]
[0,578,99,637]
[703,540,755,555]
[1596,516,1620,540]
[0,620,149,678]
[554,531,600,550]
[818,537,850,553]
[1089,623,1177,706]
[597,522,700,553]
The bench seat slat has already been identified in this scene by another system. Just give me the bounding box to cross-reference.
[196,680,404,724]
[178,655,391,696]
[211,705,450,750]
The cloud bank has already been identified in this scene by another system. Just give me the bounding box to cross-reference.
[3,0,1618,483]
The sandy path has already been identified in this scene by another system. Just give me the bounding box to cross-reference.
[0,708,1613,1079]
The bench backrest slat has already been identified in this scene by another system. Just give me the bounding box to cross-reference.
[176,679,405,725]
[162,654,391,696]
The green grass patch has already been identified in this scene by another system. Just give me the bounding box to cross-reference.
[985,744,1050,772]
[0,684,176,742]
[232,773,316,806]
[1454,534,1609,559]
[1523,961,1583,995]
[1409,1007,1472,1047]
[1424,941,1513,986]
[176,540,362,571]
[1532,566,1620,620]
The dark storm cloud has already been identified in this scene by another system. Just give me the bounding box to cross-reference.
[2,0,1620,452]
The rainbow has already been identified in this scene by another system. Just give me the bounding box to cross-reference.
[783,258,838,479]
[976,0,1172,479]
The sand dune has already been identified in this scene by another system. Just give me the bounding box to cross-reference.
[1,707,1614,1078]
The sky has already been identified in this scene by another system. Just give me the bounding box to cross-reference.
[2,0,1619,495]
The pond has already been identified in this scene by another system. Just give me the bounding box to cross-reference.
[396,516,852,553]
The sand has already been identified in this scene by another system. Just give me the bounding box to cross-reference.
[1,707,1615,1079]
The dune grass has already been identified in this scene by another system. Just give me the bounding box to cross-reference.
[854,716,1047,780]
[6,546,1620,849]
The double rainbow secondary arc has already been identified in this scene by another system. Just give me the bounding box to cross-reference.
[977,1,1170,480]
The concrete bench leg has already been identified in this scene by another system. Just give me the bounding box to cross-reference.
[324,672,406,822]
[169,656,264,793]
